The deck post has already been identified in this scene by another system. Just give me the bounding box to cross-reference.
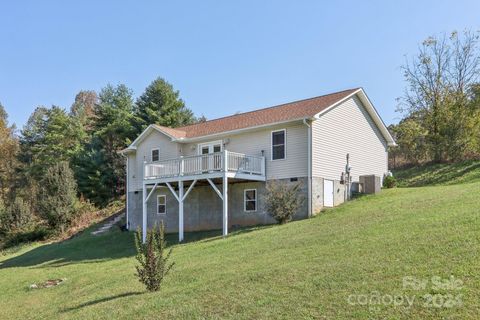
[142,182,147,243]
[222,174,228,237]
[223,149,229,172]
[180,156,184,176]
[179,180,184,242]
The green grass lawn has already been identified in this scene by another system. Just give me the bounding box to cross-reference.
[1,182,479,319]
[393,160,480,187]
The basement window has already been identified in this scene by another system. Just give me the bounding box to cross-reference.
[151,149,160,162]
[271,129,286,160]
[157,195,166,214]
[244,189,257,212]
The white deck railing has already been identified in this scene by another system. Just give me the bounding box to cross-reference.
[144,150,265,180]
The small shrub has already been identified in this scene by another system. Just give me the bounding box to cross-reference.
[0,197,33,234]
[264,181,304,224]
[134,222,174,292]
[383,175,397,188]
[3,225,50,248]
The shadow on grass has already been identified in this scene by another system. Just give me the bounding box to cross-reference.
[0,224,266,269]
[0,228,137,269]
[61,291,144,313]
[394,160,480,187]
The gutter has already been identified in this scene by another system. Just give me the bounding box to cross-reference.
[303,118,313,218]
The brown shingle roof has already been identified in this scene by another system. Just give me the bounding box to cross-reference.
[152,125,187,139]
[157,88,359,139]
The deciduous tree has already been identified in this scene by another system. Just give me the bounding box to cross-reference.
[399,30,480,162]
[0,103,19,202]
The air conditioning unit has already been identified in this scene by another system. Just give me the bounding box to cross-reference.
[359,175,381,194]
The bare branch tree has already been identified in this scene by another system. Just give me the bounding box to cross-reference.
[399,30,480,162]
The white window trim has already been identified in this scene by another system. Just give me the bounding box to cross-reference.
[197,140,223,155]
[271,129,286,161]
[244,189,257,212]
[157,195,166,215]
[151,148,160,162]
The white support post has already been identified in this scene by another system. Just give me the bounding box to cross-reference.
[261,156,266,177]
[223,149,229,172]
[179,180,184,242]
[222,151,228,236]
[180,156,184,176]
[222,174,228,237]
[142,182,147,243]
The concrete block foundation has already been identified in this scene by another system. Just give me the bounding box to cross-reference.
[128,177,310,233]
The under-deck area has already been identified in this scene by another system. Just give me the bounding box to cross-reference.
[140,150,267,242]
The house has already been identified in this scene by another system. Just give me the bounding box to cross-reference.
[121,88,396,242]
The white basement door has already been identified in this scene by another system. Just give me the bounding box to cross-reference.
[323,179,334,207]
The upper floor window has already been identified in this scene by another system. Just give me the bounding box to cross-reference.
[271,129,286,160]
[151,148,160,162]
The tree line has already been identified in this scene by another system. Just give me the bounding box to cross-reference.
[0,78,200,243]
[390,31,480,167]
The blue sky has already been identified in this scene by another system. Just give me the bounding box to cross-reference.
[1,1,479,128]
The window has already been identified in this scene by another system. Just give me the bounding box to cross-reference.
[271,129,286,160]
[157,195,166,214]
[151,149,159,162]
[244,189,257,212]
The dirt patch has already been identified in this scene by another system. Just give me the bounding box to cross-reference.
[29,278,66,289]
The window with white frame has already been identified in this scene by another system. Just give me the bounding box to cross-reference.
[157,195,166,214]
[271,129,286,160]
[151,148,160,162]
[244,189,257,212]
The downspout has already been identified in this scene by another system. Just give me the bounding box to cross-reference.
[120,152,129,230]
[303,118,312,218]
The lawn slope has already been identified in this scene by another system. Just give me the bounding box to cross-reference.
[0,182,479,319]
[393,160,480,187]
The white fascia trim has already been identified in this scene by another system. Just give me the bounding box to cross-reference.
[313,88,397,147]
[128,125,179,150]
[118,146,137,155]
[173,118,313,144]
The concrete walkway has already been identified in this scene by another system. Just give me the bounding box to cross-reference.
[91,212,125,236]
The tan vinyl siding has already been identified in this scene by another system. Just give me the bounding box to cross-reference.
[127,153,136,191]
[312,96,388,181]
[182,122,308,180]
[129,130,180,191]
[128,121,308,189]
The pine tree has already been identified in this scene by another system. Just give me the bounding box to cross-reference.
[133,77,195,134]
[20,106,85,180]
[38,162,78,232]
[92,84,136,200]
[73,140,113,206]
